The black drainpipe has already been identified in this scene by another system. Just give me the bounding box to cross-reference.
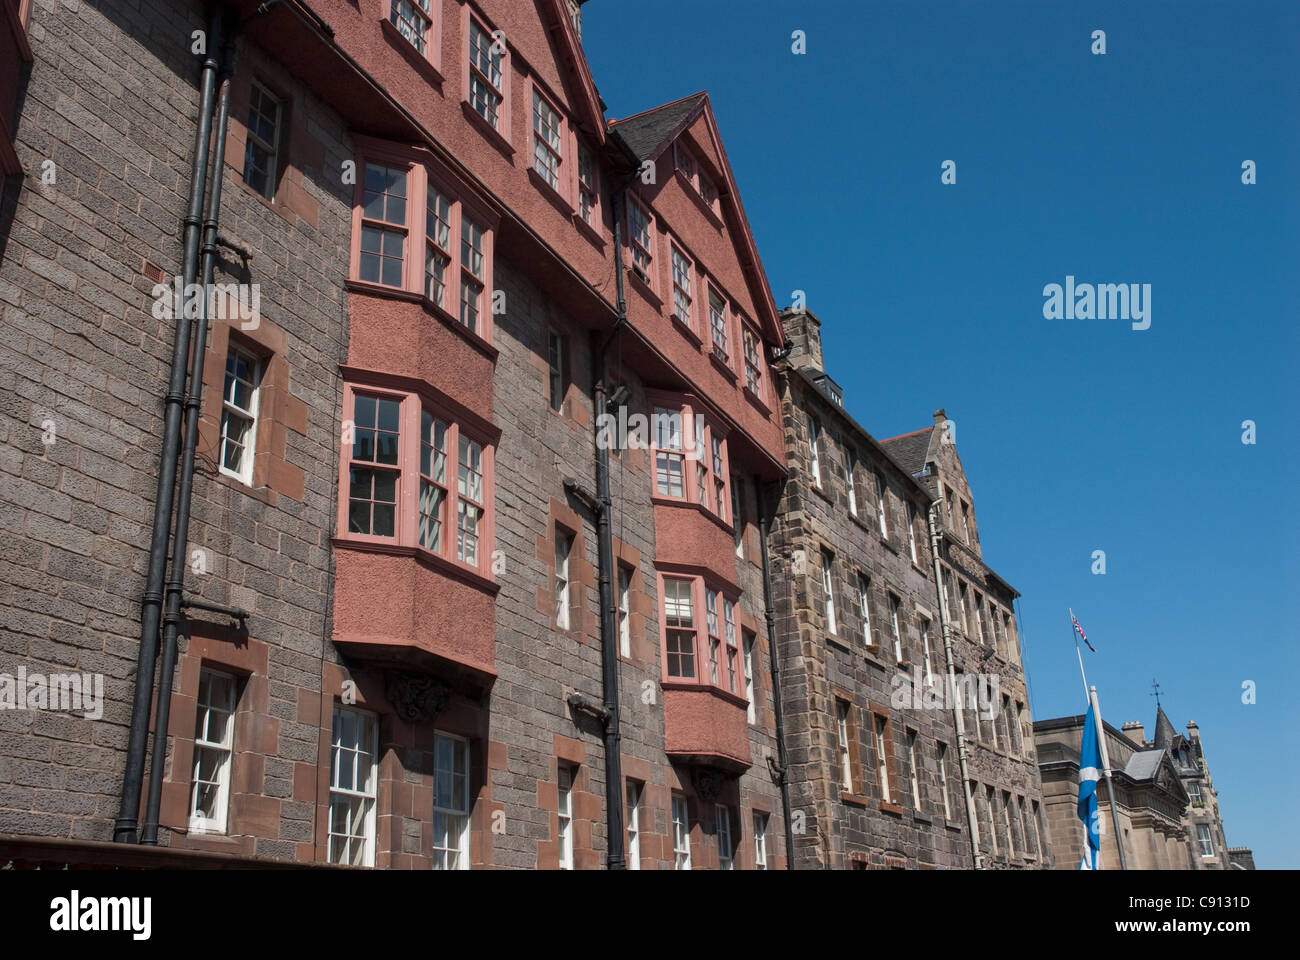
[115,3,226,845]
[590,187,630,869]
[140,11,239,845]
[757,480,796,868]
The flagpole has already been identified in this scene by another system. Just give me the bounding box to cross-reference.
[1069,607,1089,701]
[1090,685,1129,870]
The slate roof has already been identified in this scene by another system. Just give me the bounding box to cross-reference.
[1154,705,1177,750]
[1124,748,1167,781]
[879,426,933,477]
[608,93,707,161]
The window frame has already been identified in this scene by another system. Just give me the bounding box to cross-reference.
[906,728,922,810]
[386,0,441,69]
[742,630,757,724]
[554,525,574,631]
[845,447,857,515]
[857,574,874,648]
[188,667,237,835]
[836,699,854,792]
[530,81,565,196]
[936,741,953,821]
[328,704,379,867]
[742,322,763,398]
[546,329,565,412]
[574,139,600,228]
[337,380,495,580]
[557,763,575,869]
[626,194,655,289]
[888,592,903,663]
[647,396,732,525]
[707,284,729,364]
[873,712,895,805]
[715,804,734,870]
[1197,823,1214,857]
[821,549,837,636]
[808,416,822,488]
[617,563,632,658]
[349,141,497,347]
[465,10,509,135]
[626,780,642,869]
[671,793,691,870]
[218,344,261,486]
[669,241,694,331]
[875,472,889,539]
[752,812,768,869]
[432,731,471,870]
[657,572,745,702]
[241,82,281,201]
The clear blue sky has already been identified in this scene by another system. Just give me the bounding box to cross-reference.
[584,0,1299,868]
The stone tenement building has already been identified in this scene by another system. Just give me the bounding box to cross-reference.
[1122,707,1235,869]
[1035,714,1191,869]
[0,0,795,868]
[1035,705,1243,870]
[767,308,1051,869]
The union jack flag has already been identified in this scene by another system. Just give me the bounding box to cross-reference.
[1072,614,1096,653]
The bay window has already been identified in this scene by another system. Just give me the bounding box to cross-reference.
[659,573,745,700]
[648,395,731,525]
[339,382,494,578]
[351,141,496,344]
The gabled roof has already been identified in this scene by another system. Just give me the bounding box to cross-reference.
[540,0,607,144]
[608,93,706,161]
[879,426,934,478]
[607,92,783,347]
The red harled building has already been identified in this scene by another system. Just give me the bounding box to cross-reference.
[0,0,792,868]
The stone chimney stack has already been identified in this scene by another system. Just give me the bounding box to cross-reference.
[779,307,824,374]
[1186,720,1200,741]
[1122,721,1147,746]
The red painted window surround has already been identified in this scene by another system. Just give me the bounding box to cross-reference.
[336,375,497,586]
[625,192,656,295]
[348,136,498,349]
[673,140,722,223]
[651,225,757,385]
[528,76,568,208]
[573,136,601,239]
[646,390,733,529]
[655,569,747,703]
[380,0,444,82]
[461,5,512,152]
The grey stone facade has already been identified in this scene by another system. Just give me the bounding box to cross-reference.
[770,307,1051,868]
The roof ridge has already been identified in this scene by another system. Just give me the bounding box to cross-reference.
[879,425,932,443]
[608,90,707,127]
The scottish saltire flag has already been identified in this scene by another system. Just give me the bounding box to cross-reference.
[1077,705,1102,870]
[1072,613,1096,653]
